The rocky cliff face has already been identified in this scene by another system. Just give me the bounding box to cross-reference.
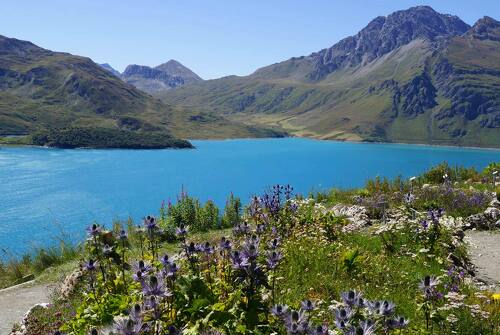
[120,60,202,94]
[308,6,470,80]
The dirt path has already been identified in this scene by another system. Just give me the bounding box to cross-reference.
[0,280,53,335]
[466,230,500,291]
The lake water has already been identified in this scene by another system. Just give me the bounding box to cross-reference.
[1,138,499,256]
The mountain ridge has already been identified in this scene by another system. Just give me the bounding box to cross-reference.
[159,6,500,148]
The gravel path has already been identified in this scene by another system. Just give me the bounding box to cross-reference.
[466,230,500,291]
[0,281,53,335]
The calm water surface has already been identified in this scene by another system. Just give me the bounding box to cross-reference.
[1,138,499,255]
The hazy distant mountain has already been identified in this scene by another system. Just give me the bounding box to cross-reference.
[155,59,202,84]
[98,63,121,77]
[121,60,202,94]
[0,36,281,147]
[160,6,500,147]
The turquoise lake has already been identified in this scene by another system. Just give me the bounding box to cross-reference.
[1,138,499,255]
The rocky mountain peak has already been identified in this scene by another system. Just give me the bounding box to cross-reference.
[155,59,202,83]
[466,16,500,41]
[308,6,470,80]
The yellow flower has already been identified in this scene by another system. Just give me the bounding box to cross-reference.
[492,293,500,302]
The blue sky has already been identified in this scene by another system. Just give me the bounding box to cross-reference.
[1,1,498,79]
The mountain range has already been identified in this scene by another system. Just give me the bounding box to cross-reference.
[159,6,500,147]
[0,6,499,148]
[99,60,203,94]
[0,36,281,147]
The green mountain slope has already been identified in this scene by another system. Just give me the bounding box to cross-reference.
[160,7,500,147]
[0,35,282,147]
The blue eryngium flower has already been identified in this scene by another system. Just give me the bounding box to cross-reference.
[167,326,181,335]
[83,259,97,272]
[117,228,128,241]
[175,224,188,237]
[379,300,396,316]
[334,306,354,321]
[266,250,283,269]
[86,224,101,237]
[142,275,171,297]
[341,290,362,306]
[219,236,232,251]
[388,316,409,329]
[270,304,289,317]
[301,299,315,311]
[311,324,330,335]
[160,254,171,266]
[230,250,249,270]
[129,303,142,323]
[163,262,179,279]
[346,320,375,335]
[114,317,143,335]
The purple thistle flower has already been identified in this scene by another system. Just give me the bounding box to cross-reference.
[102,244,113,256]
[301,299,315,311]
[164,262,179,279]
[175,224,188,237]
[232,222,250,236]
[83,259,97,272]
[113,317,143,335]
[366,300,381,315]
[142,275,171,297]
[310,324,330,335]
[219,237,232,251]
[334,306,354,321]
[129,304,142,323]
[341,290,362,306]
[268,237,280,249]
[266,250,283,269]
[160,254,171,266]
[133,260,152,274]
[284,309,309,334]
[230,250,249,270]
[86,224,101,237]
[388,316,409,329]
[335,319,350,331]
[346,320,375,335]
[271,304,289,317]
[379,300,396,316]
[419,275,439,292]
[202,241,214,254]
[133,270,146,284]
[117,228,128,241]
[167,326,181,335]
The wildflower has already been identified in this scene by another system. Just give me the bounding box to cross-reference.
[334,306,354,321]
[86,224,101,237]
[167,326,181,335]
[230,250,249,270]
[117,228,128,241]
[419,275,439,294]
[271,304,289,317]
[366,300,381,315]
[114,317,143,335]
[267,250,283,269]
[335,319,350,331]
[102,244,113,256]
[133,270,146,283]
[201,241,214,254]
[346,320,375,335]
[233,222,250,236]
[129,304,142,323]
[268,237,280,249]
[160,254,171,266]
[301,299,315,311]
[165,262,179,278]
[284,309,309,334]
[83,259,97,272]
[492,293,500,302]
[219,236,232,251]
[388,316,409,329]
[242,240,259,261]
[133,260,152,275]
[404,193,415,205]
[143,215,158,235]
[310,324,330,335]
[175,224,188,237]
[341,290,362,306]
[379,300,396,316]
[142,275,171,297]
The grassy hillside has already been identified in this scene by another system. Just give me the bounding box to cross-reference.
[159,14,500,147]
[0,35,282,148]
